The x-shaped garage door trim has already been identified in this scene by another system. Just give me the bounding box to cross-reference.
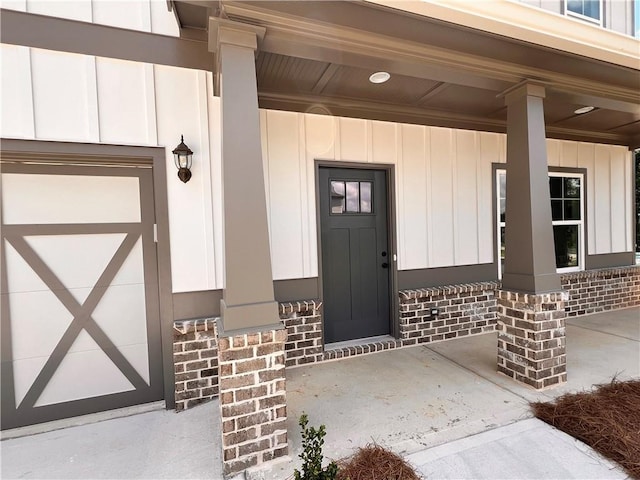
[5,228,149,410]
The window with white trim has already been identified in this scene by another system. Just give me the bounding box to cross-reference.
[565,0,601,24]
[496,169,585,278]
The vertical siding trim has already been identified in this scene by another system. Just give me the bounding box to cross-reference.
[27,47,37,138]
[451,129,458,265]
[397,124,405,269]
[85,55,100,142]
[196,71,216,289]
[625,150,633,251]
[424,127,433,267]
[334,117,342,160]
[366,120,373,163]
[473,132,481,263]
[140,0,152,32]
[298,113,311,277]
[608,148,614,252]
[143,64,158,146]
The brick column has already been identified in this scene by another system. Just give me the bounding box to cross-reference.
[497,291,568,389]
[218,328,288,476]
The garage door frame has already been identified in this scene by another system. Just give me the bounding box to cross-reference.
[0,138,175,429]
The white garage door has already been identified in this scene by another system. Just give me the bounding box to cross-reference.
[1,162,163,430]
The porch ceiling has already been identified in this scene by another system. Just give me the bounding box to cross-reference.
[172,0,640,147]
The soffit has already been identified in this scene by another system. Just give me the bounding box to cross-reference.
[172,0,640,146]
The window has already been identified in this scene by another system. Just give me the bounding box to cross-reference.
[635,0,640,38]
[565,0,601,24]
[330,180,372,214]
[496,170,584,278]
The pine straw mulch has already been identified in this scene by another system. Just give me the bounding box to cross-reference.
[531,379,640,479]
[336,444,421,480]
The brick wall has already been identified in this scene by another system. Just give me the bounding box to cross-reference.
[173,318,219,411]
[281,301,323,367]
[399,282,499,344]
[496,290,567,390]
[561,266,640,317]
[218,329,288,475]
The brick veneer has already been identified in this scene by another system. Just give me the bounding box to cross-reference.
[561,266,640,317]
[173,318,219,411]
[496,290,568,389]
[218,329,288,476]
[281,301,323,367]
[399,282,499,344]
[171,266,639,410]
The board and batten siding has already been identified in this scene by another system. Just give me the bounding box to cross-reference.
[260,110,634,279]
[0,43,222,294]
[1,41,633,291]
[0,0,179,37]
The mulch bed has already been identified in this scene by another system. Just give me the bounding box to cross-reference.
[531,379,640,479]
[336,444,421,480]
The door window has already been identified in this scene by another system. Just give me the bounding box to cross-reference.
[330,180,373,214]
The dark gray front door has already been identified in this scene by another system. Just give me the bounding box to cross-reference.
[319,167,390,344]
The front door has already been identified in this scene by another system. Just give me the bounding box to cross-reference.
[319,167,390,344]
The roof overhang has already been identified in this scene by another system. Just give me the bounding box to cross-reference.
[171,0,640,147]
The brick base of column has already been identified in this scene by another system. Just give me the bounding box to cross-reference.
[218,328,288,476]
[497,290,568,390]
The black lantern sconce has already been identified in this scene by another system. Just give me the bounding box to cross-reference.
[172,135,193,183]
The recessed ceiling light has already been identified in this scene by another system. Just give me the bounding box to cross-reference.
[574,106,595,114]
[369,71,390,84]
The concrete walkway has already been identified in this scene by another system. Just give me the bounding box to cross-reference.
[1,307,637,479]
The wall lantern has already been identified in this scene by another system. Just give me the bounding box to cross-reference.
[172,135,193,183]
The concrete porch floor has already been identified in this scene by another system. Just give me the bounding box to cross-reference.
[1,307,638,479]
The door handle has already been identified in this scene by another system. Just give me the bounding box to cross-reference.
[381,262,389,268]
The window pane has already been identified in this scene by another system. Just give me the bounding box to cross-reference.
[584,0,600,20]
[499,173,506,199]
[549,177,562,198]
[500,226,505,274]
[330,181,345,214]
[499,199,506,223]
[564,200,581,220]
[564,177,580,198]
[360,182,372,213]
[567,0,584,15]
[553,225,579,268]
[345,182,359,212]
[551,200,563,221]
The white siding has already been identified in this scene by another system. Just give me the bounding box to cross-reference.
[1,41,633,289]
[1,0,179,36]
[259,111,633,279]
[0,45,222,293]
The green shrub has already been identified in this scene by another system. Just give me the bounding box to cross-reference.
[293,413,338,480]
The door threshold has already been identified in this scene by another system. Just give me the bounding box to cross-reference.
[325,335,396,351]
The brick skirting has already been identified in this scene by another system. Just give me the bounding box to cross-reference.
[173,318,219,411]
[561,266,640,316]
[399,282,499,344]
[171,266,640,409]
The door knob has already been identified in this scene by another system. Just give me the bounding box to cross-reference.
[381,262,389,268]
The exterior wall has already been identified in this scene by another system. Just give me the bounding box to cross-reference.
[399,282,498,344]
[171,266,639,410]
[0,0,179,36]
[260,110,633,280]
[0,42,223,294]
[173,318,219,411]
[561,266,640,316]
[1,37,633,297]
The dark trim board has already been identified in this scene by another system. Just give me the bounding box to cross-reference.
[398,263,498,290]
[173,278,320,320]
[0,8,214,72]
[585,252,636,269]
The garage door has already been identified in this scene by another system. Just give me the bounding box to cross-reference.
[1,162,163,430]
